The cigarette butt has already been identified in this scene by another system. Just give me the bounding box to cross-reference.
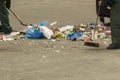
[84,41,99,47]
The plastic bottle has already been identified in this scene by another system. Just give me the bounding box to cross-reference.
[50,21,58,26]
[38,20,48,27]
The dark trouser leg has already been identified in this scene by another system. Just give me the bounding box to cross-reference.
[99,16,105,24]
[0,2,13,33]
[107,2,120,49]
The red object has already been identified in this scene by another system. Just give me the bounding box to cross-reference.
[84,41,99,47]
[105,30,111,35]
[101,26,107,30]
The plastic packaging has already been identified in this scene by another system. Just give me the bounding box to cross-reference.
[40,26,53,39]
[105,30,111,35]
[7,32,20,38]
[82,35,90,41]
[24,25,44,39]
[38,20,48,27]
[3,36,14,41]
[67,31,83,40]
[52,31,65,39]
[87,23,95,29]
[101,26,107,30]
[50,21,58,26]
[58,25,74,32]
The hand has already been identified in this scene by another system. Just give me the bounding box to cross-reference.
[6,0,11,9]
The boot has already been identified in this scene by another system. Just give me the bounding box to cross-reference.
[107,44,120,49]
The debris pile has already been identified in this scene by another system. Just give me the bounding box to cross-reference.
[0,20,111,47]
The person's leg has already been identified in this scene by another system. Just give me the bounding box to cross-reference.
[0,3,4,32]
[0,2,13,34]
[107,2,120,49]
[99,16,105,25]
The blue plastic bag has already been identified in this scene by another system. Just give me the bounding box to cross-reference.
[24,26,44,39]
[67,31,83,40]
[24,20,48,39]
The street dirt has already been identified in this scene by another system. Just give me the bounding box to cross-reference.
[0,0,120,80]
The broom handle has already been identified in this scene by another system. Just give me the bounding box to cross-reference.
[92,3,101,39]
[10,8,25,25]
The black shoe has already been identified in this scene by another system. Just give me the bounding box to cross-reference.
[0,26,4,32]
[104,23,110,26]
[107,44,120,49]
[4,28,13,34]
[4,31,12,34]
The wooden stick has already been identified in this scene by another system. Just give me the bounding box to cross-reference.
[10,8,28,26]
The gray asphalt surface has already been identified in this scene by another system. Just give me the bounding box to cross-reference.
[0,0,120,80]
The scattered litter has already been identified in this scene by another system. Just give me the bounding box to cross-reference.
[42,55,47,58]
[0,35,3,41]
[105,30,111,35]
[40,26,53,39]
[56,50,60,53]
[24,25,44,39]
[67,31,83,40]
[61,45,64,48]
[1,20,111,48]
[52,31,65,39]
[50,21,58,26]
[58,25,74,32]
[51,39,56,42]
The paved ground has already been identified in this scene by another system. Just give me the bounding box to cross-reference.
[0,0,120,80]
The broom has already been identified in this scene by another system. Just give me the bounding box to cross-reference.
[10,8,32,26]
[84,2,101,47]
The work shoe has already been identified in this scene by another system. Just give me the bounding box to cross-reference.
[4,28,13,34]
[0,25,4,32]
[4,31,12,34]
[107,44,120,49]
[104,23,110,26]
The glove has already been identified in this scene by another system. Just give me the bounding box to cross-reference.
[6,0,11,9]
